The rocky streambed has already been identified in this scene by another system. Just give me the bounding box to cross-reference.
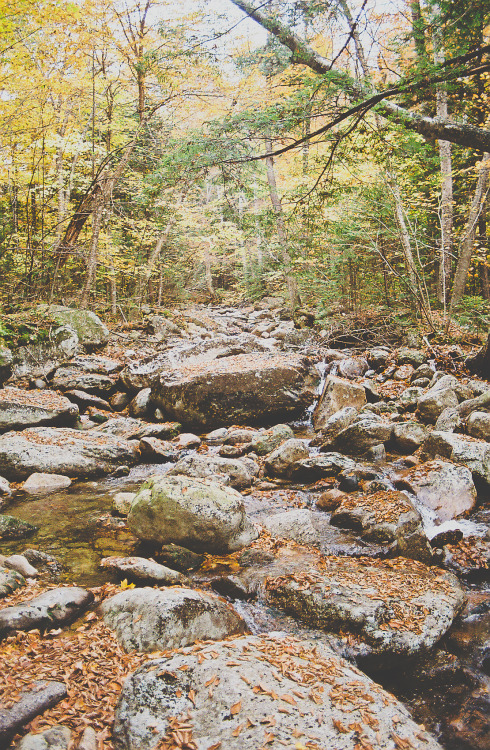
[0,301,489,750]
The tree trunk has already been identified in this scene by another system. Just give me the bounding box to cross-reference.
[79,199,103,309]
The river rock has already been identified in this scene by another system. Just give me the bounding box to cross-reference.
[139,436,178,462]
[112,492,137,516]
[51,367,116,394]
[0,566,25,597]
[397,347,426,367]
[128,474,257,553]
[0,586,93,638]
[330,490,432,561]
[1,554,38,577]
[100,556,185,584]
[0,683,68,747]
[0,475,11,497]
[176,432,201,448]
[93,417,180,440]
[0,387,78,432]
[0,515,37,540]
[168,453,257,489]
[128,388,152,418]
[316,406,358,444]
[0,426,140,480]
[367,347,390,369]
[396,460,477,522]
[249,424,294,455]
[416,375,461,423]
[64,390,112,413]
[151,352,314,429]
[392,421,429,452]
[421,431,490,486]
[22,473,72,495]
[12,326,79,380]
[264,438,309,478]
[337,356,368,379]
[467,410,490,440]
[332,415,392,454]
[265,556,466,668]
[100,587,247,652]
[397,386,425,411]
[292,452,357,480]
[112,633,443,750]
[313,375,367,430]
[14,725,72,750]
[43,306,109,349]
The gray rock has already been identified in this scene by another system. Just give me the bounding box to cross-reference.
[176,432,201,448]
[0,566,25,597]
[51,367,115,394]
[0,475,11,496]
[332,415,393,454]
[392,421,429,453]
[70,355,122,375]
[0,684,67,747]
[128,475,257,553]
[128,388,152,418]
[14,725,71,750]
[0,346,13,385]
[337,356,368,379]
[367,347,391,369]
[22,473,72,495]
[293,452,357,479]
[467,410,490,440]
[434,406,463,432]
[0,515,37,540]
[421,431,490,486]
[0,587,93,638]
[0,387,78,432]
[42,306,109,349]
[147,315,181,338]
[110,392,131,411]
[396,460,477,522]
[397,347,426,367]
[168,453,257,489]
[266,557,466,668]
[397,386,425,411]
[13,326,79,380]
[330,490,432,562]
[313,375,367,430]
[411,363,434,382]
[223,428,258,445]
[249,424,294,455]
[93,417,180,440]
[417,375,461,423]
[112,492,137,516]
[100,587,247,652]
[264,438,309,478]
[0,426,140,480]
[100,556,185,584]
[1,554,38,577]
[113,634,443,750]
[317,406,358,444]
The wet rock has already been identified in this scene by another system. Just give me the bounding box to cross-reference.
[249,424,294,455]
[128,388,152,418]
[1,554,38,577]
[151,352,314,429]
[0,683,68,746]
[128,475,257,553]
[337,356,368,379]
[0,387,78,432]
[158,544,204,572]
[330,490,432,562]
[442,536,490,578]
[42,306,109,349]
[332,415,393,455]
[0,566,25,597]
[264,438,309,478]
[51,367,116,394]
[421,431,490,486]
[168,453,257,489]
[64,390,112,413]
[13,326,78,380]
[22,472,72,495]
[14,724,72,750]
[0,587,94,638]
[467,410,490,440]
[0,515,37,540]
[113,633,443,750]
[265,557,466,669]
[0,426,140,480]
[100,556,185,585]
[396,460,477,522]
[139,437,178,462]
[111,492,137,516]
[100,587,247,652]
[313,375,367,430]
[392,422,429,453]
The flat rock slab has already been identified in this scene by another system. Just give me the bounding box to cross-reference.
[113,634,443,750]
[0,427,140,480]
[0,566,25,597]
[100,587,247,652]
[0,586,94,638]
[0,388,78,432]
[100,556,185,585]
[151,352,314,429]
[0,681,67,746]
[396,460,477,522]
[265,556,466,668]
[128,474,257,553]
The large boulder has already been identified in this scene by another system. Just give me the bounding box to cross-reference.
[396,460,477,522]
[0,427,140,480]
[51,367,116,394]
[100,587,247,652]
[12,326,78,379]
[416,375,461,423]
[151,352,315,429]
[467,410,490,440]
[330,490,432,561]
[0,587,93,638]
[332,415,393,454]
[128,475,257,553]
[313,375,367,430]
[100,556,186,585]
[42,306,109,349]
[421,431,490,487]
[392,421,429,452]
[0,387,78,432]
[113,634,443,750]
[264,438,309,478]
[249,424,294,455]
[265,556,466,668]
[168,453,258,489]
